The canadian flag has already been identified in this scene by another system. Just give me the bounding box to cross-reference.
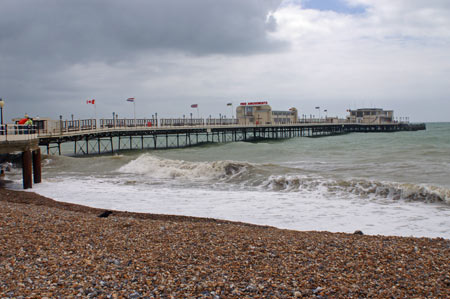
[87,99,95,104]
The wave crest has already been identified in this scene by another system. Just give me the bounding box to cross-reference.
[263,175,449,204]
[118,154,250,180]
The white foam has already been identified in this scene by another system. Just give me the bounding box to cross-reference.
[118,153,247,180]
[25,176,450,239]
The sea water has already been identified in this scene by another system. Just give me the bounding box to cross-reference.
[7,123,450,238]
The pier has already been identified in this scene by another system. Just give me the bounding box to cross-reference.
[35,119,425,156]
[0,125,42,189]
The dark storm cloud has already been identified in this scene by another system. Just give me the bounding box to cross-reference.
[0,0,285,118]
[0,0,284,65]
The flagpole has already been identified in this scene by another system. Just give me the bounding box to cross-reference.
[133,101,136,127]
[197,107,199,119]
[94,102,97,128]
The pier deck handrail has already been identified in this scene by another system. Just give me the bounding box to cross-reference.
[0,124,38,142]
[34,118,414,139]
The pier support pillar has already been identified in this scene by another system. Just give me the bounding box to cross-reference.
[22,150,33,189]
[32,148,42,184]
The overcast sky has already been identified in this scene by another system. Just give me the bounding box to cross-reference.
[1,0,449,122]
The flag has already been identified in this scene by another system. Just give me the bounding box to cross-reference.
[127,98,135,102]
[227,103,232,106]
[191,104,198,108]
[87,99,95,104]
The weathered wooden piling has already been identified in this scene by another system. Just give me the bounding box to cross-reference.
[22,150,33,189]
[32,148,41,184]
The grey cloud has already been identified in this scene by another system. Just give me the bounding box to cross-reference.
[0,0,286,118]
[0,0,285,65]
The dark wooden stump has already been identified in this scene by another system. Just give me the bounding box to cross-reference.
[22,150,32,189]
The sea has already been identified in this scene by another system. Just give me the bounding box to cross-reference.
[7,123,450,239]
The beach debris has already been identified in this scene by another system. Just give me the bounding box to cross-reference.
[98,210,113,218]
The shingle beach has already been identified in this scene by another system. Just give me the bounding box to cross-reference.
[1,188,449,298]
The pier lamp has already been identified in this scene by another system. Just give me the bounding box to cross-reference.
[315,106,321,120]
[0,98,4,125]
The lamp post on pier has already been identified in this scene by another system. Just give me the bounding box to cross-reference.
[0,98,4,125]
[315,106,321,122]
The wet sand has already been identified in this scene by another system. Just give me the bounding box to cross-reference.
[1,188,449,298]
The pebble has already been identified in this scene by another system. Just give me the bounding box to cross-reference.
[1,188,449,298]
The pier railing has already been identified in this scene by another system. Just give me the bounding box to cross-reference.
[30,117,414,137]
[0,124,38,142]
[62,119,97,132]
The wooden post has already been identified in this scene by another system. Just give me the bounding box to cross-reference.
[22,150,32,189]
[110,136,114,153]
[32,148,42,184]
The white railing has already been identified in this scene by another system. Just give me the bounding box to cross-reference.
[5,118,404,139]
[0,124,38,142]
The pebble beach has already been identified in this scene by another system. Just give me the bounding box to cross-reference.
[1,188,449,298]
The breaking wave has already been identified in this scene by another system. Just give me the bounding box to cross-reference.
[118,153,251,180]
[263,175,450,204]
[118,154,450,205]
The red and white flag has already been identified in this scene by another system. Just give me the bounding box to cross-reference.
[127,98,135,102]
[87,99,95,104]
[191,104,198,108]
